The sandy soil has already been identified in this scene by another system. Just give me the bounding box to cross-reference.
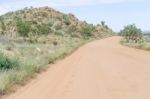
[4,36,150,99]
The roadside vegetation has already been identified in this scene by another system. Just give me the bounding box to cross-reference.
[119,24,150,51]
[0,7,114,95]
[0,36,85,94]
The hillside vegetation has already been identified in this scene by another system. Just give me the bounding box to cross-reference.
[0,6,114,95]
[0,6,114,39]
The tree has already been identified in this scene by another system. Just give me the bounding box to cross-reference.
[120,24,143,43]
[101,21,105,27]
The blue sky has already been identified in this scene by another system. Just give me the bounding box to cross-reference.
[0,0,149,31]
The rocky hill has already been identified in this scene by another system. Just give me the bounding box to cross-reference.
[0,6,114,39]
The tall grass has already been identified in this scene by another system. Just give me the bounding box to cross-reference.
[0,36,85,95]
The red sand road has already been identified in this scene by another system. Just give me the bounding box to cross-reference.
[4,36,150,99]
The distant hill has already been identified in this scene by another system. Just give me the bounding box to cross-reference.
[0,6,114,39]
[143,31,150,35]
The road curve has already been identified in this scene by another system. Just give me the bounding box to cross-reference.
[4,36,150,99]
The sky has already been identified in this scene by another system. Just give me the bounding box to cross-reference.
[0,0,149,32]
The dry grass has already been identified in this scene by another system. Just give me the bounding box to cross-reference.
[120,36,150,51]
[0,35,86,94]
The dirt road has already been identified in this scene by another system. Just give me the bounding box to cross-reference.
[4,36,150,99]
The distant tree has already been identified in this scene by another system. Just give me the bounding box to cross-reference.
[101,21,105,27]
[105,25,109,29]
[24,7,28,10]
[120,24,143,43]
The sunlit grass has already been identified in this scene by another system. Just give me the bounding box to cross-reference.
[0,36,85,94]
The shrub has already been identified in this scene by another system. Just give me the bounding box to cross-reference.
[55,31,63,36]
[41,12,48,17]
[47,21,53,27]
[27,38,38,44]
[36,24,50,35]
[53,41,58,46]
[63,15,71,26]
[54,23,62,30]
[16,19,31,37]
[64,19,71,25]
[0,53,19,70]
[80,25,94,38]
[120,24,143,43]
[5,45,13,51]
[30,26,38,34]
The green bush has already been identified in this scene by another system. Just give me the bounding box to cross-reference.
[16,19,31,37]
[30,26,38,34]
[64,19,71,26]
[80,25,94,38]
[0,53,19,70]
[120,24,143,43]
[63,15,71,25]
[55,31,63,36]
[36,24,50,35]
